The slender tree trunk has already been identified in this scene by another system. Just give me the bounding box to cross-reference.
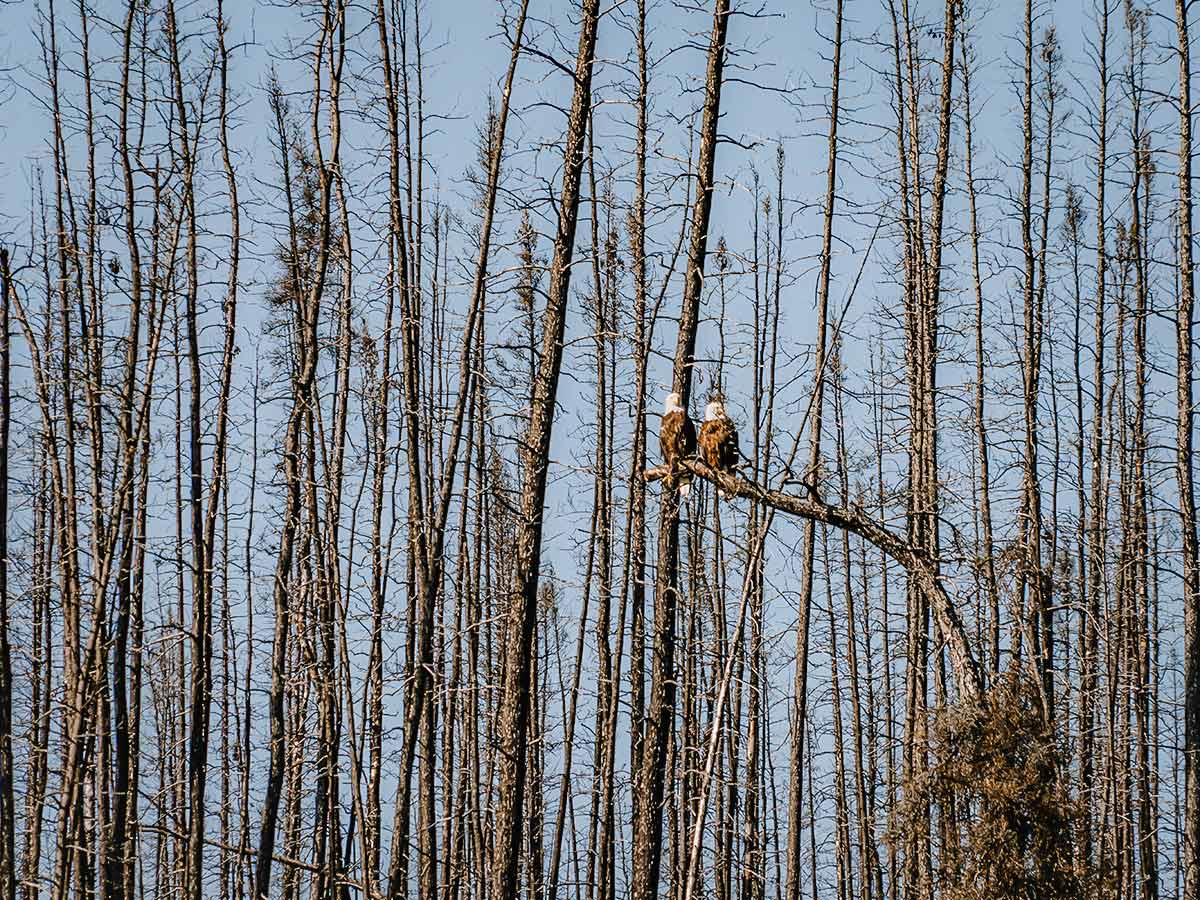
[959,28,1000,677]
[785,3,843,892]
[254,11,341,894]
[489,3,601,895]
[631,3,729,898]
[1176,4,1200,897]
[1083,2,1111,877]
[0,247,14,900]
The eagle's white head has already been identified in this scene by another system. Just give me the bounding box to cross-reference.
[664,392,684,414]
[704,399,726,422]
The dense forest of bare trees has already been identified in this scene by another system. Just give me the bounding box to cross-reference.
[0,0,1197,898]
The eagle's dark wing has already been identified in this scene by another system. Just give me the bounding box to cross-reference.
[681,412,697,456]
[699,416,740,474]
[721,418,740,469]
[697,419,719,468]
[661,409,696,495]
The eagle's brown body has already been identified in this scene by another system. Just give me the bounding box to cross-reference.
[698,415,739,471]
[699,401,740,498]
[659,395,697,496]
[660,409,697,464]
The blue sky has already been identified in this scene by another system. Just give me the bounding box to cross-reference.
[1,0,1190,890]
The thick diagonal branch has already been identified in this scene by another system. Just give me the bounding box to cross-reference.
[646,459,984,699]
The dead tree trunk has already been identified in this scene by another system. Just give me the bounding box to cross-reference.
[785,1,843,892]
[253,10,341,894]
[630,3,729,899]
[488,2,601,896]
[1083,1,1111,877]
[0,247,14,900]
[646,460,983,697]
[1176,4,1200,897]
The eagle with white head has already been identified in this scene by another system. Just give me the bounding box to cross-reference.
[659,392,697,497]
[698,398,740,497]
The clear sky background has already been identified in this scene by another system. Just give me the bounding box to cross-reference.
[0,0,1189,890]
[0,0,1174,667]
[0,0,1173,736]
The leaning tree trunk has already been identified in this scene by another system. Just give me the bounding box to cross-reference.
[649,460,983,697]
[489,2,601,896]
[380,2,529,890]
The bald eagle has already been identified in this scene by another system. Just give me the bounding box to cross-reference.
[698,399,740,497]
[659,392,697,497]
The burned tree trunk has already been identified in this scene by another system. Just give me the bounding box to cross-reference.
[254,10,342,895]
[1176,2,1200,895]
[0,248,13,900]
[630,2,730,898]
[1171,7,1200,900]
[489,2,601,896]
[784,0,843,892]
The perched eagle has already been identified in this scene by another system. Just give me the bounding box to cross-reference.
[698,399,740,496]
[659,392,697,497]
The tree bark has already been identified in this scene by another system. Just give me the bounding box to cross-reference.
[631,3,730,899]
[648,460,984,698]
[489,2,601,896]
[785,2,843,893]
[1177,4,1200,897]
[0,247,14,900]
